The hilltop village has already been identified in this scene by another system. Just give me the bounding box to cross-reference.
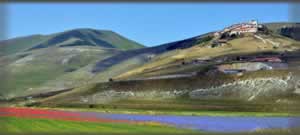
[139,20,292,80]
[211,20,275,47]
[208,20,287,74]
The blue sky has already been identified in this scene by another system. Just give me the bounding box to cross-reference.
[6,3,289,46]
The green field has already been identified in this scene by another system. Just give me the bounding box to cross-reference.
[0,116,197,135]
[1,116,297,135]
[37,106,297,117]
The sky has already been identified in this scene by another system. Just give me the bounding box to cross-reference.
[4,3,290,46]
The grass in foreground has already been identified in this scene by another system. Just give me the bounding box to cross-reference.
[0,116,198,135]
[1,113,298,135]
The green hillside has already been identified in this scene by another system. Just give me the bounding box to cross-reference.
[0,29,144,56]
[0,28,146,98]
[116,33,299,79]
[28,28,144,51]
[0,46,120,98]
[0,35,50,56]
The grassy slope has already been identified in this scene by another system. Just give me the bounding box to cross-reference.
[86,33,214,86]
[90,32,213,73]
[0,116,195,134]
[116,34,299,79]
[28,29,144,51]
[97,30,145,50]
[0,35,50,56]
[0,47,120,98]
[91,55,148,82]
[0,29,146,98]
[36,69,300,114]
[0,28,144,57]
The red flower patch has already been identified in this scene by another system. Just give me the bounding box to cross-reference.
[0,107,135,124]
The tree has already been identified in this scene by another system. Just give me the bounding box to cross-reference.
[181,61,186,65]
[89,104,95,108]
[109,78,114,82]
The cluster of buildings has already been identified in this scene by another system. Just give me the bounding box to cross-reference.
[214,20,263,38]
[179,20,288,75]
[215,55,287,75]
[188,54,287,75]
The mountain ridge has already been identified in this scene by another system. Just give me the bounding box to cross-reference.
[0,28,144,56]
[1,22,300,99]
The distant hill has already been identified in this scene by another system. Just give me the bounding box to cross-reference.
[0,28,144,56]
[91,32,213,73]
[0,46,120,98]
[0,35,50,56]
[265,22,300,41]
[0,28,143,98]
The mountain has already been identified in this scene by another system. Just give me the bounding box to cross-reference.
[112,22,300,80]
[28,22,300,110]
[0,31,214,98]
[0,29,145,98]
[0,46,121,98]
[115,33,297,80]
[2,22,300,107]
[17,33,214,97]
[0,28,144,56]
[90,22,300,78]
[91,32,213,73]
[27,29,144,51]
